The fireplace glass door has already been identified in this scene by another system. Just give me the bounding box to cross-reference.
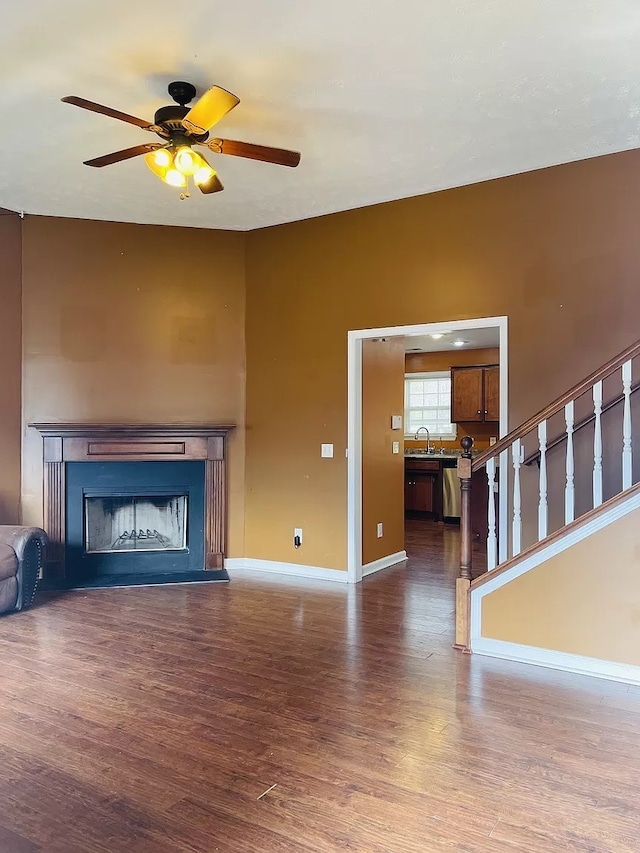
[84,495,188,554]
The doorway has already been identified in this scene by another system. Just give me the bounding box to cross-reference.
[347,316,508,583]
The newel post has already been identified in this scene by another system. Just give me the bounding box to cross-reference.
[458,436,474,581]
[454,435,474,650]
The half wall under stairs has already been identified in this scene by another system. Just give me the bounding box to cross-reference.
[469,483,640,685]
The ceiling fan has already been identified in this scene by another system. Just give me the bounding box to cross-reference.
[62,81,301,196]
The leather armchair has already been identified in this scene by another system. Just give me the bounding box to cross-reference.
[0,526,48,614]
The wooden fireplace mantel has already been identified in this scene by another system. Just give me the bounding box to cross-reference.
[30,423,236,578]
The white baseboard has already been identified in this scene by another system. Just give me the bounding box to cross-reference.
[224,557,349,583]
[472,636,640,686]
[362,550,407,578]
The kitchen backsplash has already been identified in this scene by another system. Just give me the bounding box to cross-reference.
[404,421,497,452]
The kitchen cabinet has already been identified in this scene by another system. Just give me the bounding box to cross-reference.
[404,458,441,517]
[451,365,499,424]
[483,366,500,422]
[405,473,434,513]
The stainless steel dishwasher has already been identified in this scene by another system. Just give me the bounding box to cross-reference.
[442,461,461,519]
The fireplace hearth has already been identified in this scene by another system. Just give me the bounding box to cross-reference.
[30,424,234,588]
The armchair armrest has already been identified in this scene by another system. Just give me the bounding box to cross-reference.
[0,526,47,561]
[0,526,48,610]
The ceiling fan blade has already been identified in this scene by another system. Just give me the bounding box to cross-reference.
[207,138,301,167]
[198,173,225,195]
[84,143,164,168]
[182,86,240,135]
[62,96,157,131]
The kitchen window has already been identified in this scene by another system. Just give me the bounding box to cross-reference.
[404,372,456,439]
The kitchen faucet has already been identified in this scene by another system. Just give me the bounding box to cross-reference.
[414,426,433,453]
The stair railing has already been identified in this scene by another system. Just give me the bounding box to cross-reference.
[455,338,640,648]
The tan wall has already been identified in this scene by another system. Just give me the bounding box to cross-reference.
[21,216,247,556]
[245,150,640,570]
[404,347,500,451]
[362,338,405,564]
[481,504,640,667]
[0,213,22,523]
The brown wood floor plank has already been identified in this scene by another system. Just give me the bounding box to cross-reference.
[0,519,637,851]
[0,824,41,853]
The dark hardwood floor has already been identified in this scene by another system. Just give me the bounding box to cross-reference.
[0,519,638,852]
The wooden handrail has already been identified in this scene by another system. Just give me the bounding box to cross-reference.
[472,338,640,472]
[523,381,640,466]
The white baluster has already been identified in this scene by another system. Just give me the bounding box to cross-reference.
[622,360,633,491]
[512,438,522,556]
[564,400,575,524]
[499,449,508,564]
[538,420,548,540]
[486,456,497,570]
[593,381,603,508]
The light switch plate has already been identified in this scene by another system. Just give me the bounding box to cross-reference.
[321,443,334,458]
[392,441,400,454]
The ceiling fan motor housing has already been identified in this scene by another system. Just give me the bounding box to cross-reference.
[153,82,208,139]
[154,104,189,127]
[154,101,209,141]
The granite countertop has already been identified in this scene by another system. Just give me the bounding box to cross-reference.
[404,452,456,460]
[404,451,481,460]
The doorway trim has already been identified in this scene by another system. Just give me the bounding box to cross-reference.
[347,316,509,584]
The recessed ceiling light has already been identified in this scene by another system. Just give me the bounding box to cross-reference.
[430,331,451,339]
[453,340,467,347]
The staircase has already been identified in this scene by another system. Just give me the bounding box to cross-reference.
[455,338,640,680]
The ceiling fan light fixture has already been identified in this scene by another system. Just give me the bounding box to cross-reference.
[154,148,172,168]
[174,145,199,176]
[144,148,172,178]
[194,163,216,186]
[164,168,187,188]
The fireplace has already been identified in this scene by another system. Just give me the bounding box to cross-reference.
[84,495,188,553]
[30,424,234,588]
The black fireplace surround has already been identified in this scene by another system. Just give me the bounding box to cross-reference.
[66,461,207,586]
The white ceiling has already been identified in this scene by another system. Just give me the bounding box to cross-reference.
[3,1,640,231]
[405,328,499,353]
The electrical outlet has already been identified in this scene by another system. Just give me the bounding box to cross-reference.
[294,528,303,548]
[392,441,400,454]
[377,522,383,538]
